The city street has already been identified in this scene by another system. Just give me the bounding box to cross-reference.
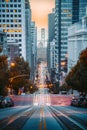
[0,93,87,130]
[0,0,87,130]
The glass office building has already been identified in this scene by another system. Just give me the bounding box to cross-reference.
[0,0,32,65]
[55,0,87,73]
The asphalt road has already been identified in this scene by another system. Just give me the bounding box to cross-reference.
[0,93,87,130]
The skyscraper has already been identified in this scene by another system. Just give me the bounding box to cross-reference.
[55,0,72,74]
[41,28,45,47]
[72,0,87,24]
[0,0,32,64]
[55,0,87,75]
[31,21,37,80]
[47,9,55,74]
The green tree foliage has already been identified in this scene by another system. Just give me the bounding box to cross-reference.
[9,56,31,93]
[78,48,87,92]
[9,56,30,77]
[0,48,9,95]
[24,79,38,94]
[65,48,87,92]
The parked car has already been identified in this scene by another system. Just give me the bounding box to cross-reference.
[61,91,67,94]
[71,96,79,106]
[71,96,86,107]
[81,98,87,108]
[0,96,6,108]
[4,97,14,107]
[76,97,85,107]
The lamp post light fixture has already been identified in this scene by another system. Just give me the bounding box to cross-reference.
[10,62,15,67]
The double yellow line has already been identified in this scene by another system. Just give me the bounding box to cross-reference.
[39,108,47,130]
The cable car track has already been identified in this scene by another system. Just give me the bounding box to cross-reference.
[49,106,86,130]
[0,106,36,130]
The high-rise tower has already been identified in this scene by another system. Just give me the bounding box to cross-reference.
[41,28,45,47]
[55,0,87,74]
[0,0,32,65]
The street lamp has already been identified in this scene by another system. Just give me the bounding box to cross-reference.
[10,62,15,67]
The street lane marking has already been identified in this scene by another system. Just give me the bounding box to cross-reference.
[43,116,47,130]
[39,108,47,130]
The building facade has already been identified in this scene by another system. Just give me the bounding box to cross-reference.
[54,0,87,75]
[47,9,55,76]
[25,0,32,67]
[0,29,7,55]
[0,0,32,64]
[68,14,87,72]
[55,0,72,74]
[31,21,37,80]
[8,40,19,65]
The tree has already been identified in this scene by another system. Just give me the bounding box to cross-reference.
[65,48,87,93]
[0,47,9,95]
[9,56,31,93]
[78,48,87,92]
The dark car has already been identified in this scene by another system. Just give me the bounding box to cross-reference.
[61,91,67,94]
[76,97,85,107]
[71,98,78,106]
[4,97,14,107]
[71,96,86,107]
[81,98,87,108]
[71,96,79,106]
[0,96,6,108]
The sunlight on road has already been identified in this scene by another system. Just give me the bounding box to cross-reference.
[33,93,51,106]
[33,62,51,106]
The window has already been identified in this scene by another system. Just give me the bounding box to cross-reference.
[3,14,5,17]
[11,24,13,27]
[7,19,9,22]
[7,24,10,27]
[15,24,17,27]
[6,4,9,7]
[2,9,5,12]
[7,14,9,17]
[18,9,21,12]
[14,19,17,22]
[11,34,14,37]
[15,34,17,37]
[10,14,13,17]
[19,39,21,42]
[14,4,17,7]
[11,19,13,22]
[18,24,21,27]
[14,9,17,12]
[2,4,5,7]
[18,15,21,17]
[14,15,17,17]
[3,20,5,22]
[7,34,10,37]
[10,4,13,7]
[19,44,21,47]
[19,34,21,37]
[10,10,13,12]
[18,4,21,7]
[6,9,9,12]
[19,20,21,22]
[1,36,3,42]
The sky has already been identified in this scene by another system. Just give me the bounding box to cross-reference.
[30,0,55,30]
